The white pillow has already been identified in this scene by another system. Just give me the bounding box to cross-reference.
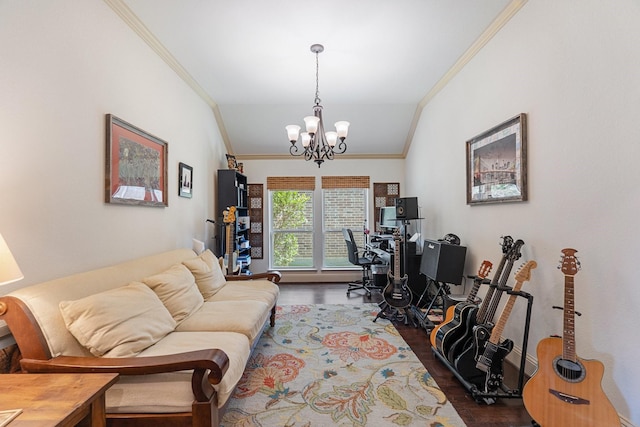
[59,282,176,357]
[182,249,227,299]
[142,263,204,323]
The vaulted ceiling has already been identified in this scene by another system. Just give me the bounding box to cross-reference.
[111,0,524,159]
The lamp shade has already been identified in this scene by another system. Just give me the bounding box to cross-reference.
[0,233,23,286]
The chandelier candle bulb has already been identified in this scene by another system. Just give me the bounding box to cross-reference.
[286,43,349,167]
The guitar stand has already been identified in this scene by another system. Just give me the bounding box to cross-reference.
[432,288,534,404]
[410,279,450,333]
[373,301,412,325]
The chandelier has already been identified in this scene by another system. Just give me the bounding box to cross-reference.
[286,44,350,167]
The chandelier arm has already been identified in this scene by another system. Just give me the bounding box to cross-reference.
[289,143,307,157]
[332,140,348,154]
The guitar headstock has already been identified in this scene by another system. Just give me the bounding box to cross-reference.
[477,260,493,279]
[515,260,537,282]
[500,235,514,254]
[393,228,402,242]
[560,248,580,276]
[223,206,237,224]
[507,239,525,261]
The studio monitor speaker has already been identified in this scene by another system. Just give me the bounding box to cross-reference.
[419,239,467,285]
[395,197,419,220]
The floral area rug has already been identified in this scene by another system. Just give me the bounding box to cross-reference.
[221,303,467,427]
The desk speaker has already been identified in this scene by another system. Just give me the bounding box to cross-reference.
[395,197,419,220]
[419,239,467,285]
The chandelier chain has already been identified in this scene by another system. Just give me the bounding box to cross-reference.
[314,50,321,106]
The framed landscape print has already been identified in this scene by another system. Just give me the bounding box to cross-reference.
[466,113,527,205]
[105,114,169,207]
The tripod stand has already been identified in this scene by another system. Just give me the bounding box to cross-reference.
[410,278,451,332]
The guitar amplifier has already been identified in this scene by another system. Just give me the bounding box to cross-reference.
[419,239,467,285]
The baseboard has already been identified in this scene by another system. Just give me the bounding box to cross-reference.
[506,343,637,427]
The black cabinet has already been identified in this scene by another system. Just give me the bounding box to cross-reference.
[217,169,251,274]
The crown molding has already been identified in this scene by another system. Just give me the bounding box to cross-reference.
[403,0,528,156]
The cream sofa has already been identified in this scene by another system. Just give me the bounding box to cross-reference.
[0,248,280,427]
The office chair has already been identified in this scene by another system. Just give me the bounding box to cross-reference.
[343,228,382,296]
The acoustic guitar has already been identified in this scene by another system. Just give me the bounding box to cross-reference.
[475,260,536,392]
[522,249,620,427]
[430,260,492,354]
[382,229,412,308]
[222,206,240,275]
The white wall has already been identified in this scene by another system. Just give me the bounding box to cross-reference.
[0,0,227,292]
[406,0,640,424]
[239,158,405,282]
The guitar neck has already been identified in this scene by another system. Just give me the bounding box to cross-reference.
[393,235,401,280]
[476,254,508,322]
[563,274,576,361]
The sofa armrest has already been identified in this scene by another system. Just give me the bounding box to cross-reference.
[225,270,281,283]
[20,349,229,403]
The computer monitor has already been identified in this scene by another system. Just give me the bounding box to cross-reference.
[379,206,399,231]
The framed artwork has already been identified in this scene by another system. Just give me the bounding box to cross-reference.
[178,162,193,198]
[105,114,169,207]
[466,113,527,205]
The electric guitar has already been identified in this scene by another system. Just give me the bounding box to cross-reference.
[383,229,412,308]
[452,239,525,384]
[431,260,492,354]
[475,260,536,392]
[522,249,620,427]
[445,236,518,363]
[222,206,240,275]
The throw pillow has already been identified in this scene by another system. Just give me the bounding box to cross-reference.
[59,282,176,357]
[182,249,227,299]
[142,263,204,323]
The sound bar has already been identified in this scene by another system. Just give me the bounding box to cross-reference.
[419,239,467,285]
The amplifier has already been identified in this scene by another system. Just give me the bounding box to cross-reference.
[419,239,467,285]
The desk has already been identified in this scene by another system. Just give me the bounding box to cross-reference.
[0,373,118,427]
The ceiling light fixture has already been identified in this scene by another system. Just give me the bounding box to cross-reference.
[286,44,349,167]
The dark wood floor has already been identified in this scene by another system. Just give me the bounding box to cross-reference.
[278,283,534,427]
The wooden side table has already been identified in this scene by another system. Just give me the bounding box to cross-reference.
[0,373,118,427]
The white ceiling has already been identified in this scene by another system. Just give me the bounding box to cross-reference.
[115,0,520,159]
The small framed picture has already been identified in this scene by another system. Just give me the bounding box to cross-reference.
[178,162,193,198]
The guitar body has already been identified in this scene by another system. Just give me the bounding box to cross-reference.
[433,260,493,358]
[437,303,477,362]
[523,337,620,427]
[382,230,412,309]
[445,306,479,363]
[383,272,411,308]
[430,304,455,349]
[477,340,514,392]
[454,324,492,387]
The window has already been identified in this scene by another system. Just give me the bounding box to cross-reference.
[270,190,314,268]
[267,176,370,270]
[323,187,368,267]
[267,177,315,269]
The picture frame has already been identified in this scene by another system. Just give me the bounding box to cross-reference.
[466,113,527,205]
[105,114,169,207]
[178,162,193,198]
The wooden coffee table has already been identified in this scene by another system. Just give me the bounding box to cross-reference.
[0,373,118,427]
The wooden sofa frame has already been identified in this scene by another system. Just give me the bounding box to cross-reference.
[0,270,281,427]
